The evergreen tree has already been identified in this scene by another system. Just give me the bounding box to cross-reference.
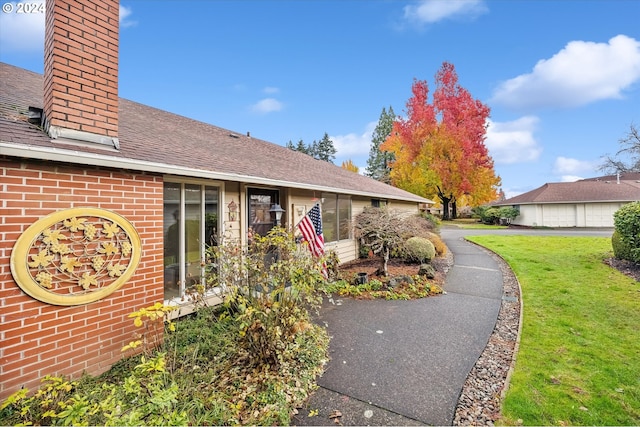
[286,139,311,155]
[315,132,336,163]
[366,106,396,183]
[295,139,308,154]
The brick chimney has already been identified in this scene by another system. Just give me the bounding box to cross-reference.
[43,0,120,148]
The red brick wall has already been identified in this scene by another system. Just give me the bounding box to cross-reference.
[44,0,119,137]
[0,157,164,399]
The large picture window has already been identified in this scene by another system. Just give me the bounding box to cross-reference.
[163,181,219,300]
[321,193,351,243]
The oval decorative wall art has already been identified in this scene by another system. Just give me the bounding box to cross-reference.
[10,208,141,306]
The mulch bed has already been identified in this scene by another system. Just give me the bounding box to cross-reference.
[604,257,640,282]
[337,254,451,288]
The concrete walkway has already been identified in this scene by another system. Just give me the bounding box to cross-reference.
[294,228,505,426]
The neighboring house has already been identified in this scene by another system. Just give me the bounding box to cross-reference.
[0,0,431,399]
[493,173,640,227]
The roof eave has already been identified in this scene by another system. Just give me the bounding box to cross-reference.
[0,141,431,204]
[496,199,637,205]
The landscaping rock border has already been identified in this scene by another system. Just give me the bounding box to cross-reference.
[453,244,522,426]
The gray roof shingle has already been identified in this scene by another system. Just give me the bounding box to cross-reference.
[1,62,430,203]
[496,179,640,205]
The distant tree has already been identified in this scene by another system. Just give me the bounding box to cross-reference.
[600,123,640,173]
[366,106,396,183]
[286,133,336,163]
[341,159,359,173]
[286,139,311,155]
[315,132,337,163]
[295,139,308,154]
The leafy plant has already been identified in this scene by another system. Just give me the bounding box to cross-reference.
[611,229,634,261]
[353,206,413,276]
[326,275,441,300]
[402,236,436,263]
[212,227,326,368]
[0,355,187,426]
[472,205,519,225]
[122,302,177,356]
[613,201,640,262]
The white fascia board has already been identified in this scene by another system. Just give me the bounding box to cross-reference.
[0,142,429,203]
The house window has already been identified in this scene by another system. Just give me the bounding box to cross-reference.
[248,188,281,236]
[163,182,219,300]
[321,193,352,243]
[371,199,387,208]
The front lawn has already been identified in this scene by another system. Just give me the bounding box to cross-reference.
[467,235,640,426]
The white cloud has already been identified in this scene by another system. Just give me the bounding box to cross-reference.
[250,98,283,114]
[0,1,45,52]
[485,116,542,164]
[492,35,640,110]
[0,2,135,53]
[553,156,598,182]
[559,175,583,183]
[119,4,136,28]
[331,122,376,159]
[263,86,279,94]
[403,0,488,25]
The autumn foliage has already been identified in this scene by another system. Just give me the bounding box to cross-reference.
[382,62,500,219]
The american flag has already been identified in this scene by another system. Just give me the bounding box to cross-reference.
[297,203,325,258]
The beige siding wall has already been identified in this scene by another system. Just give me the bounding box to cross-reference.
[226,187,421,263]
[223,181,241,241]
[512,202,622,227]
[388,200,422,216]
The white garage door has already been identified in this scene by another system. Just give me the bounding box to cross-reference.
[585,203,620,227]
[542,204,576,227]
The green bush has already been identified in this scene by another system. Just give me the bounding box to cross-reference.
[403,237,436,263]
[212,227,326,369]
[612,229,634,261]
[613,201,640,262]
[472,205,519,225]
[0,355,188,427]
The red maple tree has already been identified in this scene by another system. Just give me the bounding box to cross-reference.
[382,62,500,219]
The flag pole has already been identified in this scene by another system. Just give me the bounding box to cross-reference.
[293,202,321,229]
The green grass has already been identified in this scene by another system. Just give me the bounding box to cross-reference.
[442,218,508,229]
[467,235,640,426]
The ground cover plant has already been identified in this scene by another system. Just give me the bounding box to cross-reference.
[1,228,329,426]
[467,235,640,426]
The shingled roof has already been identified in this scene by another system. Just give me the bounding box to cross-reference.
[495,178,640,205]
[0,62,429,203]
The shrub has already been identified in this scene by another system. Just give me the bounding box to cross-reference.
[213,227,326,369]
[0,355,188,427]
[613,201,640,262]
[427,232,447,256]
[403,237,436,263]
[612,229,634,261]
[353,206,413,276]
[472,205,519,225]
[421,212,441,229]
[402,213,438,237]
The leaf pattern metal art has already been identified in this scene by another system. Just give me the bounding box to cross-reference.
[11,208,142,306]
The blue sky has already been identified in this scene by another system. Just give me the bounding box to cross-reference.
[1,0,639,198]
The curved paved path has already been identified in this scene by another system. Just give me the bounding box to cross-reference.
[295,227,506,425]
[294,227,613,425]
